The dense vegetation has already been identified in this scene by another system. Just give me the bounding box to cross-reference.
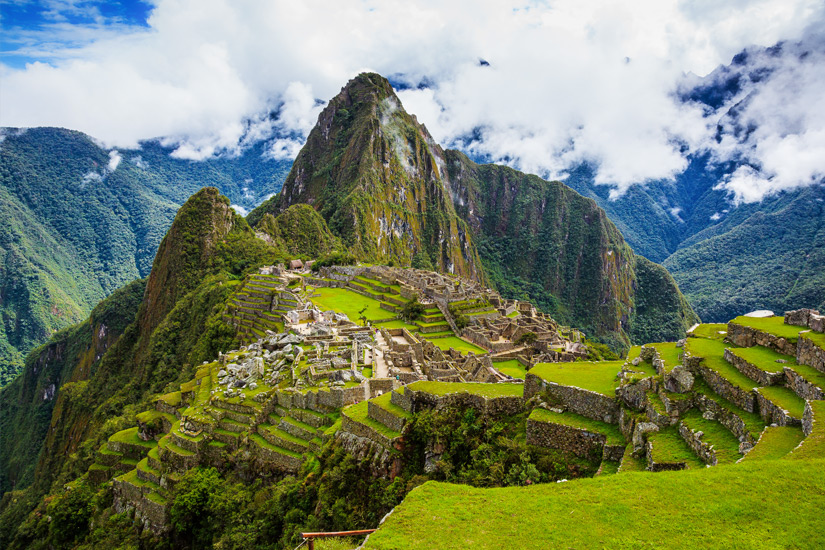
[0,127,290,383]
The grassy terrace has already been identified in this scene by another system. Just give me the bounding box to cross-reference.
[729,346,796,373]
[802,330,825,351]
[529,361,624,397]
[494,359,527,379]
[685,337,757,392]
[529,408,625,445]
[650,342,682,372]
[365,459,825,549]
[342,400,401,440]
[756,386,806,418]
[617,447,647,473]
[689,323,728,341]
[740,426,804,462]
[406,380,524,399]
[787,361,825,389]
[110,427,157,448]
[423,336,486,355]
[692,379,765,439]
[788,401,825,460]
[647,426,704,469]
[730,316,803,341]
[679,410,741,465]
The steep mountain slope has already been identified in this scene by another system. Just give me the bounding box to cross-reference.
[249,73,484,281]
[252,73,698,347]
[0,128,290,381]
[0,189,294,546]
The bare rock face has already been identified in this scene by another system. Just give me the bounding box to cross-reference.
[665,365,695,394]
[632,422,660,455]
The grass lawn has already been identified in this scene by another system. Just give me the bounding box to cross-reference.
[689,323,728,340]
[529,408,625,445]
[494,359,527,379]
[406,380,524,399]
[310,287,390,322]
[617,447,647,473]
[679,410,741,464]
[375,319,420,331]
[422,336,486,355]
[529,361,624,397]
[685,337,757,392]
[649,342,682,372]
[647,426,705,469]
[365,459,825,549]
[729,346,796,374]
[756,386,806,418]
[730,316,803,342]
[740,426,804,462]
[371,391,411,420]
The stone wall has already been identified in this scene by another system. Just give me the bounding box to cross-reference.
[755,390,801,426]
[391,389,412,412]
[802,400,815,437]
[616,377,656,411]
[645,440,687,472]
[342,412,397,448]
[724,348,785,386]
[727,321,798,356]
[783,367,825,401]
[524,373,620,424]
[797,334,825,373]
[405,387,525,418]
[677,422,717,466]
[696,363,756,413]
[694,394,757,448]
[368,401,407,433]
[525,416,607,460]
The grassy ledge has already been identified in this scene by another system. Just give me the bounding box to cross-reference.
[529,361,624,397]
[529,408,625,445]
[406,380,524,399]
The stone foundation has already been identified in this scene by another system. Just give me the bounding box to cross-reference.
[696,363,756,413]
[755,390,801,427]
[526,416,610,460]
[727,321,798,356]
[724,348,785,386]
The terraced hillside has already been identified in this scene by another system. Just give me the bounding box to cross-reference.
[362,309,825,547]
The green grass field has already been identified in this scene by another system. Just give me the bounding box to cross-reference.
[310,287,391,322]
[787,401,825,460]
[422,336,487,355]
[756,386,807,418]
[494,359,527,379]
[649,342,682,372]
[406,380,524,399]
[688,323,728,340]
[730,346,797,373]
[530,361,624,397]
[529,408,625,445]
[740,426,805,462]
[730,316,803,341]
[647,426,705,469]
[365,459,825,549]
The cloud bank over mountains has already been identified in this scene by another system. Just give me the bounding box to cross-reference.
[1,0,823,202]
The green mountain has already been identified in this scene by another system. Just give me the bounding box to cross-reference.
[0,128,290,383]
[251,73,698,347]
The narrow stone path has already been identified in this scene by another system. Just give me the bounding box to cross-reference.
[373,331,390,378]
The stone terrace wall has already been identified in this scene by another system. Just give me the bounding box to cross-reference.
[784,367,825,401]
[695,363,756,413]
[368,401,407,433]
[678,422,717,466]
[405,388,525,418]
[802,401,815,437]
[727,322,798,356]
[797,334,825,373]
[755,390,801,427]
[524,373,620,424]
[526,416,606,459]
[724,349,785,386]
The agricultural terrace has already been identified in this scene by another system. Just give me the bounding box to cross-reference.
[730,316,804,341]
[529,361,625,397]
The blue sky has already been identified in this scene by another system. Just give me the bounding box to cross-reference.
[1,0,154,67]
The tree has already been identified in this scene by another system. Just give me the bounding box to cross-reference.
[515,332,537,346]
[401,297,425,321]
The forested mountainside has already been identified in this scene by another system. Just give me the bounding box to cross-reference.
[0,188,331,541]
[563,41,825,323]
[251,73,698,349]
[0,128,290,383]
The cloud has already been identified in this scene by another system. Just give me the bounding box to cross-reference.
[708,32,825,203]
[230,204,249,216]
[107,149,122,171]
[1,0,823,200]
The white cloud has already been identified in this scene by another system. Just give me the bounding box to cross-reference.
[230,204,249,216]
[1,0,823,199]
[107,149,122,171]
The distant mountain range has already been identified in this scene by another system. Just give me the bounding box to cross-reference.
[0,128,290,382]
[563,40,825,323]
